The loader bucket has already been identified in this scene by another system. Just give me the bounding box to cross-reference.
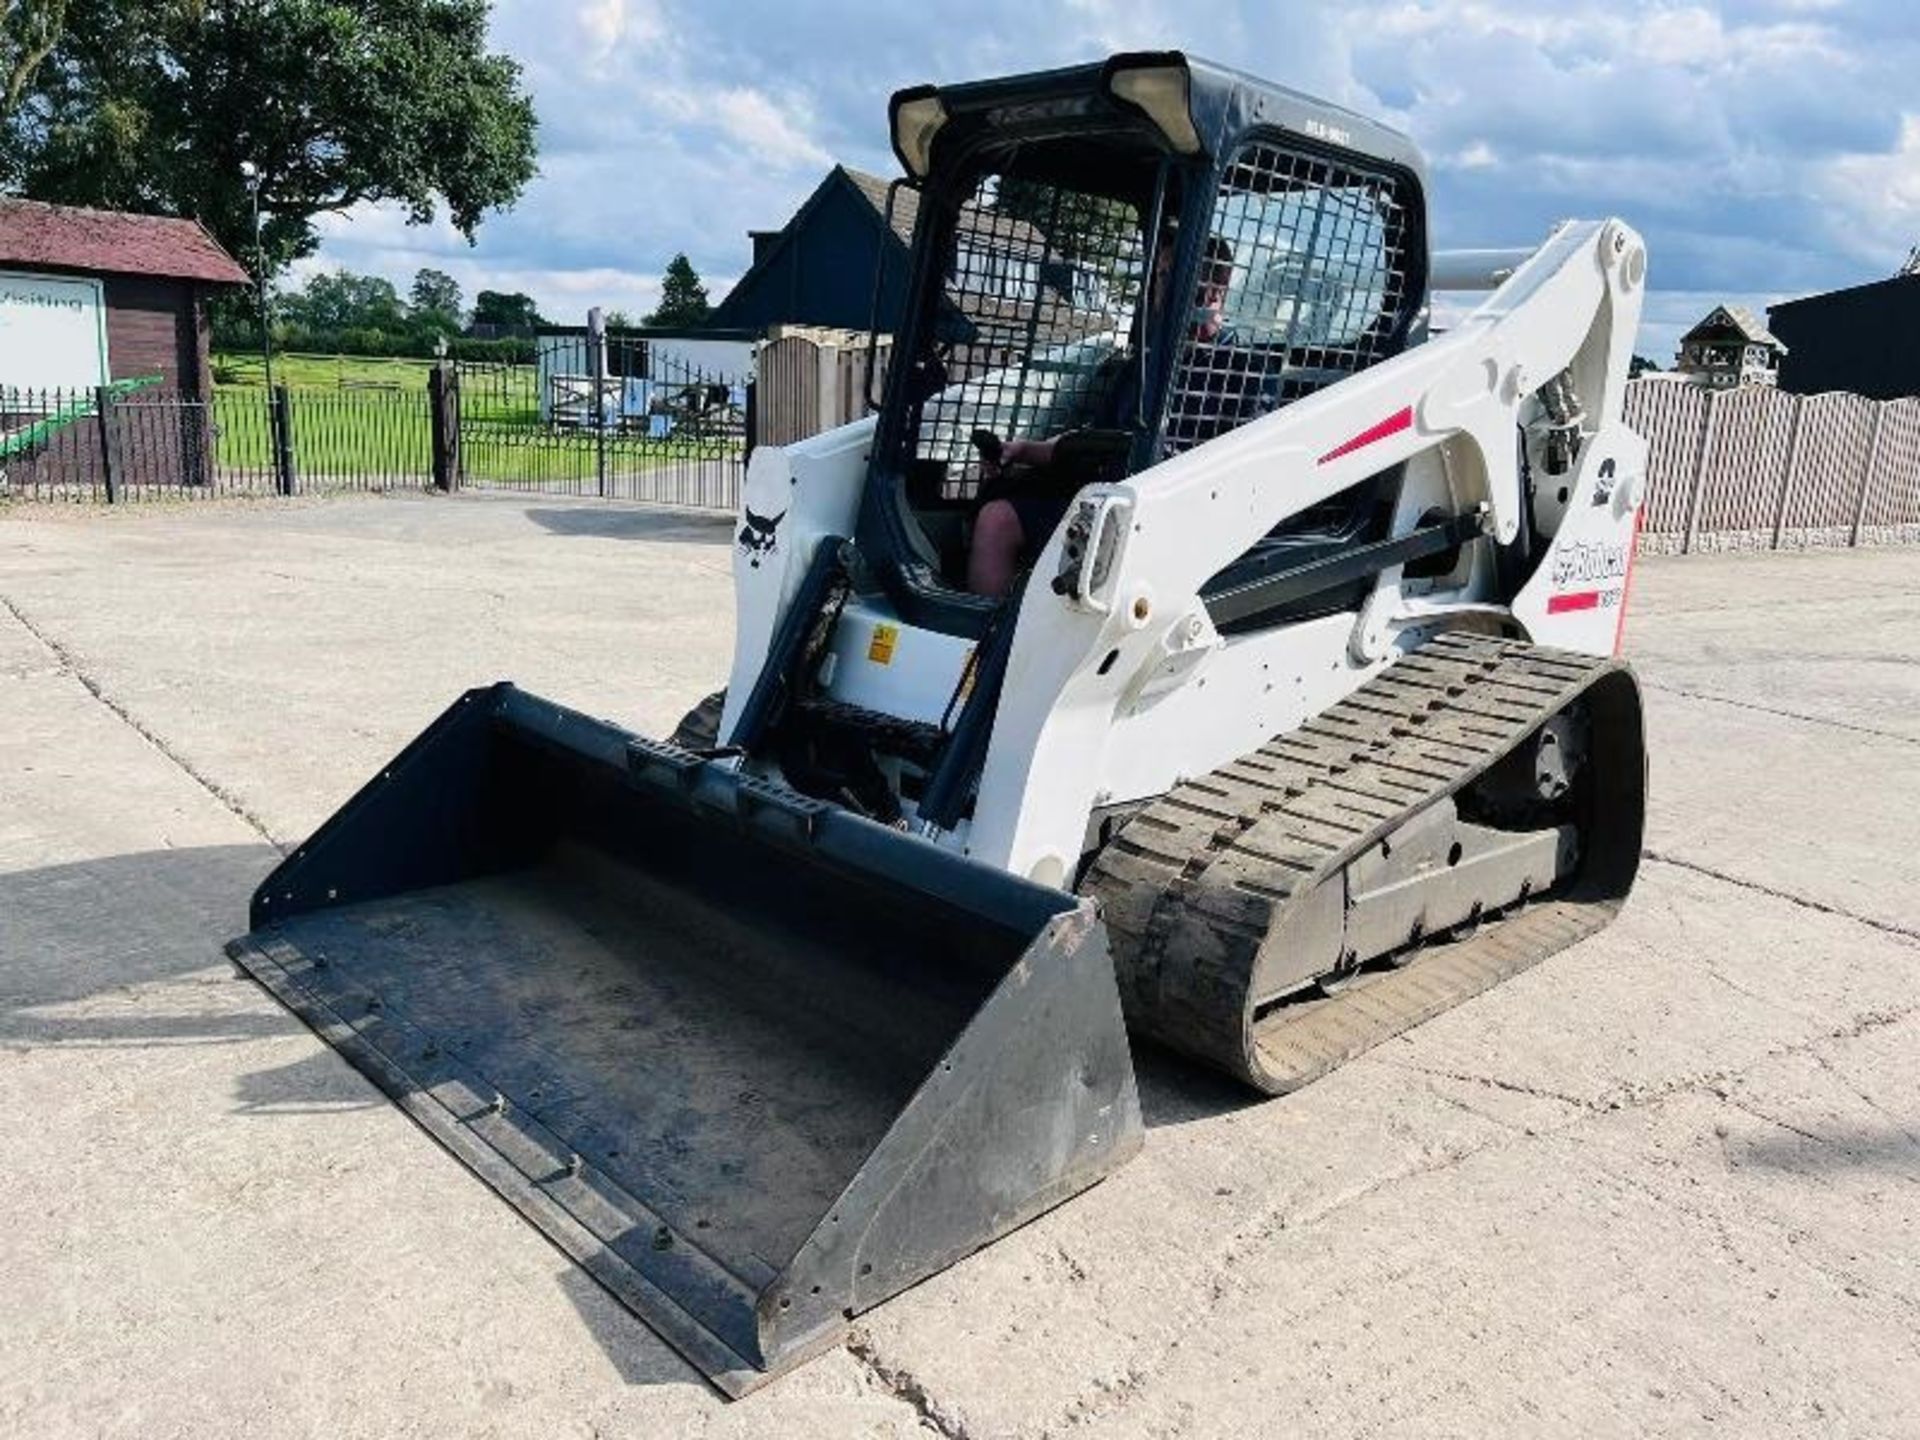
[227,684,1141,1396]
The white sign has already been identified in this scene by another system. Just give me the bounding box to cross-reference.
[0,270,110,396]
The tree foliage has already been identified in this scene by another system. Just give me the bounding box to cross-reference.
[211,264,538,359]
[0,0,66,134]
[471,288,544,331]
[2,0,536,275]
[282,270,407,334]
[645,253,711,327]
[409,267,464,329]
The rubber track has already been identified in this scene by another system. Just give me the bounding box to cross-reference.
[669,690,727,750]
[1081,631,1642,1093]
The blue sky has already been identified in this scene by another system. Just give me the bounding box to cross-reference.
[300,0,1920,360]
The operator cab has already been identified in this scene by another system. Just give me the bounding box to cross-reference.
[858,52,1431,638]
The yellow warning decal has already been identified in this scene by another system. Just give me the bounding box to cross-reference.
[868,623,899,665]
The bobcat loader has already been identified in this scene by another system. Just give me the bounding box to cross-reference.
[229,52,1648,1394]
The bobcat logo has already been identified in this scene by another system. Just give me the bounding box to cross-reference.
[737,506,786,567]
[1591,458,1617,507]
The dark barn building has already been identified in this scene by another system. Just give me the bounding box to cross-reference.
[711,167,917,333]
[0,197,251,397]
[1768,273,1920,400]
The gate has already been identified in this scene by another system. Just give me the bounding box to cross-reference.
[455,329,751,510]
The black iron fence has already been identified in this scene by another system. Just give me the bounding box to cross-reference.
[1,382,438,501]
[7,337,751,509]
[455,331,749,509]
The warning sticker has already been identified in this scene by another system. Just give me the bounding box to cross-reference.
[868,623,899,665]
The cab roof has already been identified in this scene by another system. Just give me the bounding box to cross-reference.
[889,51,1426,187]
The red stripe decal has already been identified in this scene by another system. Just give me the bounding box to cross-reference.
[1613,507,1646,655]
[1547,590,1601,614]
[1318,406,1413,465]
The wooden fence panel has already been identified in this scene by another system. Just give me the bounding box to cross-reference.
[754,336,820,449]
[1622,381,1708,539]
[753,334,888,449]
[1782,392,1874,544]
[1620,381,1919,550]
[1864,397,1920,541]
[1690,385,1797,549]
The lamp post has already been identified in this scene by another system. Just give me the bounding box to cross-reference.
[238,161,275,394]
[239,160,291,492]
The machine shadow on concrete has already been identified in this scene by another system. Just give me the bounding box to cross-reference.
[523,506,735,544]
[0,843,281,1050]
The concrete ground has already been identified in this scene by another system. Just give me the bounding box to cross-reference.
[2,493,1915,1439]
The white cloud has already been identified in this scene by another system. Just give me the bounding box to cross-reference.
[645,84,835,172]
[575,0,664,55]
[292,201,746,324]
[1816,112,1920,264]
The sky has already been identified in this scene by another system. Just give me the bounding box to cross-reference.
[298,0,1920,362]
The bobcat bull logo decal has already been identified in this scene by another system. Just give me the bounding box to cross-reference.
[737,506,786,568]
[1591,458,1617,507]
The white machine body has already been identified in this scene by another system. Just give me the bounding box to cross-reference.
[722,219,1647,888]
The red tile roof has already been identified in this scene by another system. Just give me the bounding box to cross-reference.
[0,198,251,286]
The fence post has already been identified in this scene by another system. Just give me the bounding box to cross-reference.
[270,384,297,496]
[743,378,757,464]
[94,385,119,504]
[816,339,840,436]
[1849,402,1886,547]
[1680,389,1717,554]
[1770,394,1806,550]
[429,362,460,492]
[588,307,608,499]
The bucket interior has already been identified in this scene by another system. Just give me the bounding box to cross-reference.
[250,701,1065,1286]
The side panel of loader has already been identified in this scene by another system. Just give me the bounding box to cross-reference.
[230,685,1141,1394]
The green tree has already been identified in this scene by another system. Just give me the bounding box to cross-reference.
[602,309,634,329]
[471,288,543,331]
[283,270,406,333]
[410,267,464,330]
[0,0,66,134]
[4,0,536,276]
[645,254,711,327]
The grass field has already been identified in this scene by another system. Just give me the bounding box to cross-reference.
[212,351,442,391]
[204,383,735,489]
[213,351,539,424]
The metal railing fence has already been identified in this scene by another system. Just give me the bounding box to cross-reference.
[455,334,747,509]
[1,383,435,501]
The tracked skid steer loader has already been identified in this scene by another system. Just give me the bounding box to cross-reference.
[230,52,1649,1393]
